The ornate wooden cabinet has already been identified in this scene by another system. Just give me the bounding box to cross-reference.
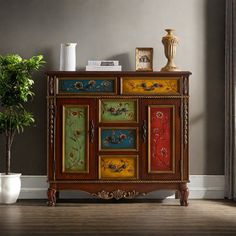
[46,71,191,206]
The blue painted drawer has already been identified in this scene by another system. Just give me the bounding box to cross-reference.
[57,77,117,94]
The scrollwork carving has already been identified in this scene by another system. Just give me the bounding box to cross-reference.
[92,189,145,200]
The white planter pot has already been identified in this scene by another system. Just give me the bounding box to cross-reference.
[0,173,21,204]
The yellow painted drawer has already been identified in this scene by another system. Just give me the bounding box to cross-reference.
[121,77,180,95]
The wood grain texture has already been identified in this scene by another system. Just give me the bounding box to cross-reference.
[0,200,235,235]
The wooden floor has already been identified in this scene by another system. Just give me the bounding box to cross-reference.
[0,199,236,235]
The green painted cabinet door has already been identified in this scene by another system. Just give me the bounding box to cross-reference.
[56,98,97,180]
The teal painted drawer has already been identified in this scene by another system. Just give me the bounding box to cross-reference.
[57,77,117,94]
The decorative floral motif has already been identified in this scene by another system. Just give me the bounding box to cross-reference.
[99,156,137,179]
[101,100,137,122]
[74,81,83,90]
[107,106,129,116]
[101,80,111,87]
[107,160,129,173]
[92,189,144,200]
[102,158,133,174]
[59,79,115,93]
[88,80,96,86]
[101,129,136,150]
[156,111,163,118]
[64,106,87,172]
[140,82,163,91]
[150,107,172,172]
[74,80,100,91]
[104,131,127,145]
[122,79,179,94]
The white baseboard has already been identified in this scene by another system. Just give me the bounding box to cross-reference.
[19,175,225,199]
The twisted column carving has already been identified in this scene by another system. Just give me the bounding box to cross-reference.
[183,76,188,95]
[48,76,55,96]
[183,98,188,147]
[49,99,55,146]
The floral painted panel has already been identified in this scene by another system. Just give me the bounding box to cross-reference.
[58,78,116,94]
[99,155,138,179]
[122,77,179,94]
[100,128,137,151]
[149,106,174,172]
[100,99,138,123]
[63,106,88,172]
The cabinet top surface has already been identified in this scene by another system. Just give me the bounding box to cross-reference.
[46,71,192,77]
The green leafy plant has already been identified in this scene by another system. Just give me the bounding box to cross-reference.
[0,54,45,174]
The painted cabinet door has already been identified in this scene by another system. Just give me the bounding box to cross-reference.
[56,98,97,180]
[141,99,182,180]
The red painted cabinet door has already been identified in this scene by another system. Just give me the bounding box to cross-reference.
[55,98,97,180]
[141,99,182,180]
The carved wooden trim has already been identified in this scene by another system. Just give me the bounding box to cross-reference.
[49,180,189,184]
[48,95,189,99]
[179,183,189,206]
[47,188,57,206]
[49,99,55,146]
[92,189,145,200]
[48,76,55,96]
[183,98,188,147]
[183,76,188,95]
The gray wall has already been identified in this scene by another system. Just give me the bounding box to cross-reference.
[0,0,225,175]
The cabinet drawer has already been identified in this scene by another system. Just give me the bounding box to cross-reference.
[98,127,139,151]
[98,155,139,180]
[121,77,180,95]
[57,77,117,94]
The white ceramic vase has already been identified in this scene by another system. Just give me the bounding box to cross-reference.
[60,43,77,71]
[0,173,21,204]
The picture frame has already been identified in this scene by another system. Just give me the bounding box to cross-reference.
[135,47,153,72]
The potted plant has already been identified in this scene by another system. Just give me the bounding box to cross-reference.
[0,54,45,204]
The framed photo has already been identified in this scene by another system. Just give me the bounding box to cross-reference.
[135,47,153,72]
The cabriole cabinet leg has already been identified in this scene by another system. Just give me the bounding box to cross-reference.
[179,183,189,206]
[47,188,57,206]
